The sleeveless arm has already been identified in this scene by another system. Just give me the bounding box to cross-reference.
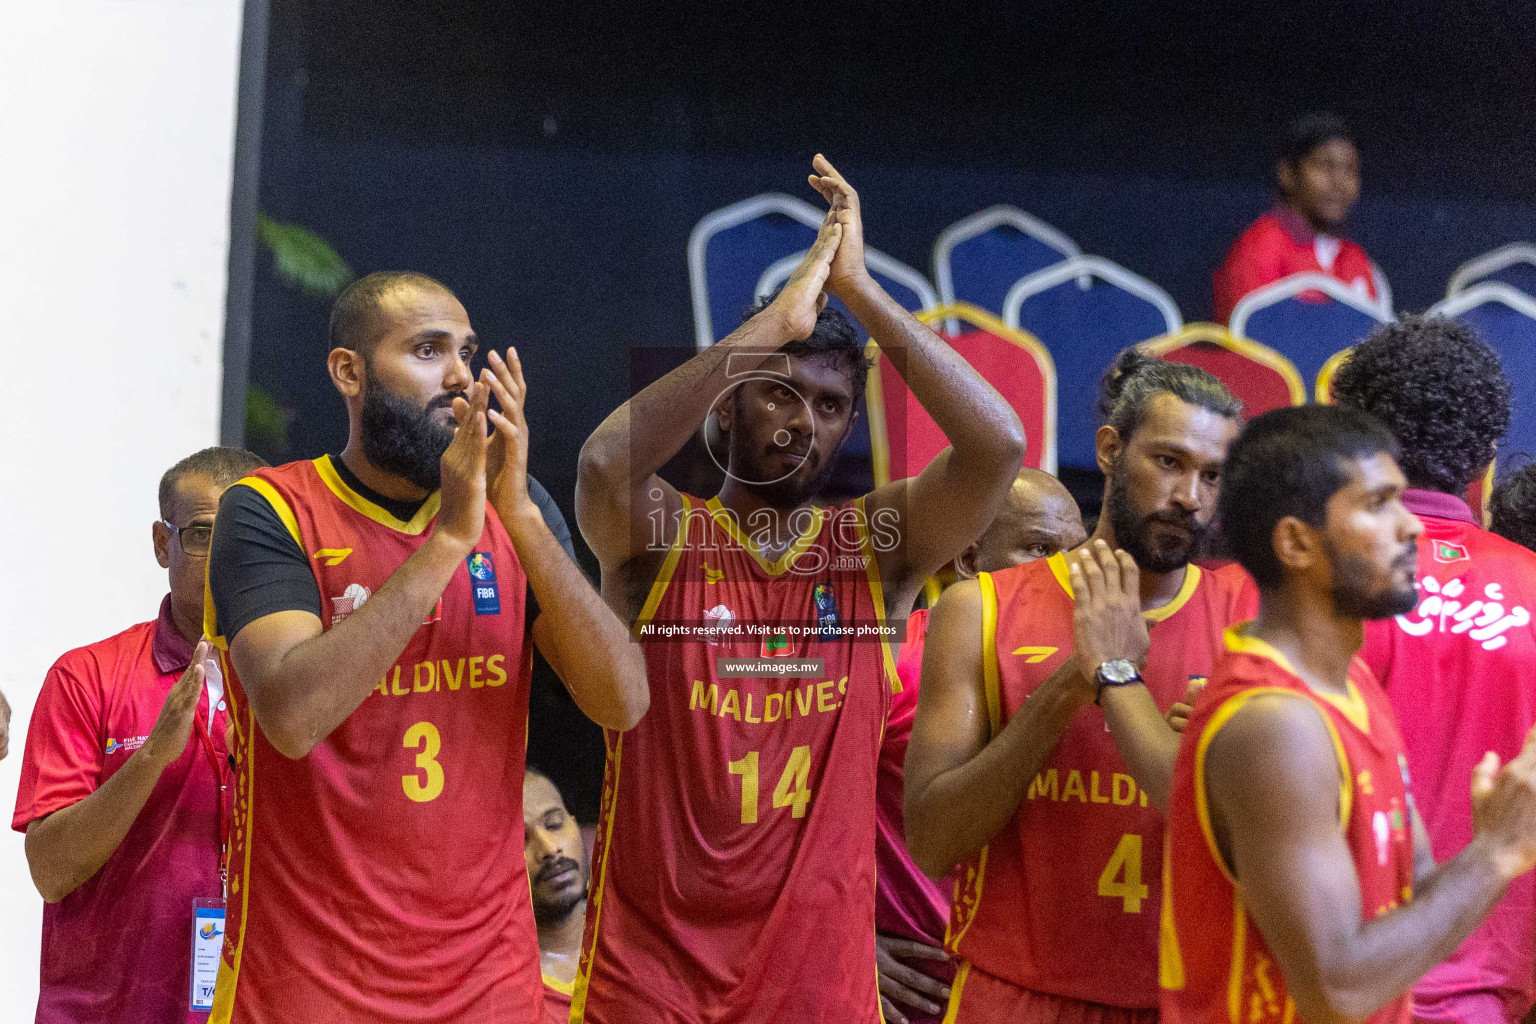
[903,579,1094,877]
[1207,694,1523,1024]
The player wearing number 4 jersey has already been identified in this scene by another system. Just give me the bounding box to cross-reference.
[575,156,1025,1022]
[907,350,1247,1024]
[204,273,647,1023]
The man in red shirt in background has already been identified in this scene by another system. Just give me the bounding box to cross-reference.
[878,468,1085,1024]
[1214,112,1379,323]
[14,446,262,1024]
[1333,316,1536,1024]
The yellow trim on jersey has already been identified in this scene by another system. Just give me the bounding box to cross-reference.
[1047,551,1073,596]
[1145,564,1202,623]
[570,731,623,1023]
[1223,625,1370,732]
[633,495,693,636]
[209,656,255,1023]
[1221,625,1299,676]
[542,973,576,997]
[1313,682,1371,735]
[704,495,824,576]
[202,564,226,652]
[977,572,1002,736]
[1045,550,1202,622]
[1193,687,1355,886]
[855,495,903,695]
[1159,840,1186,990]
[313,454,441,535]
[1226,891,1248,1024]
[940,961,972,1024]
[948,847,989,952]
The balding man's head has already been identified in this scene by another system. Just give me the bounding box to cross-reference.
[956,469,1086,579]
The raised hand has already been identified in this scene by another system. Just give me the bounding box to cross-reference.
[481,348,536,524]
[141,640,210,771]
[1069,540,1151,678]
[437,381,491,553]
[0,689,9,761]
[1471,727,1536,881]
[875,933,952,1024]
[766,212,841,341]
[807,153,870,300]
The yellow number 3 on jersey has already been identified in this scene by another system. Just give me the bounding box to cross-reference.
[402,721,445,803]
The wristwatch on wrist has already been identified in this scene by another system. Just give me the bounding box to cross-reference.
[1094,659,1143,703]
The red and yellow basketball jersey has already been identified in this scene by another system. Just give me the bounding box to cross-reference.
[1161,627,1414,1024]
[573,495,897,1024]
[206,456,541,1023]
[947,554,1248,1011]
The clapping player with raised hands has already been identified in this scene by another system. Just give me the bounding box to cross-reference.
[574,156,1025,1023]
[204,273,647,1023]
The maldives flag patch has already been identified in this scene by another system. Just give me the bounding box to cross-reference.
[1432,540,1469,564]
[761,633,793,658]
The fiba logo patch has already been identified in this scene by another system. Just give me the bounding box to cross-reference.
[331,583,371,625]
[467,552,501,616]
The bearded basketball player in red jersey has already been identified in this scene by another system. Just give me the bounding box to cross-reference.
[905,350,1249,1024]
[1163,405,1536,1024]
[573,155,1025,1023]
[204,273,648,1023]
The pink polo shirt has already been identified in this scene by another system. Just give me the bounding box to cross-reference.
[14,597,231,1024]
[877,608,957,1023]
[1361,490,1536,1024]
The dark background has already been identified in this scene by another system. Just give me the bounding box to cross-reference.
[248,0,1536,818]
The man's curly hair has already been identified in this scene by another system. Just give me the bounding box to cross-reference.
[1331,315,1510,495]
[1491,463,1536,553]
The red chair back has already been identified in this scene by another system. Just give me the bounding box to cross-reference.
[868,304,1057,482]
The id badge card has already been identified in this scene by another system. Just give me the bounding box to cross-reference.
[189,897,226,1012]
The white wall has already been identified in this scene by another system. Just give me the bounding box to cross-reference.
[0,1,245,1015]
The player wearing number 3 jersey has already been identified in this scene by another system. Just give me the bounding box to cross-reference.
[906,350,1247,1024]
[575,157,1025,1022]
[204,273,648,1023]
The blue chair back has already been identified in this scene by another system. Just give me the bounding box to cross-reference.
[688,194,822,351]
[1229,274,1388,388]
[1430,284,1536,465]
[1448,244,1536,302]
[934,206,1078,317]
[1003,257,1182,469]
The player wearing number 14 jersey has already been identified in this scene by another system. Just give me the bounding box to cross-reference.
[574,157,1026,1021]
[205,273,648,1023]
[907,350,1247,1023]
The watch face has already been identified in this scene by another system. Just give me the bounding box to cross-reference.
[1100,659,1139,684]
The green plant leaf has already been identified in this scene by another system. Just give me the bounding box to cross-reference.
[245,383,295,454]
[256,212,354,297]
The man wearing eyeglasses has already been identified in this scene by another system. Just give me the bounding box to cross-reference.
[14,445,264,1024]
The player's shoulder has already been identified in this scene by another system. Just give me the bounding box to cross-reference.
[218,458,315,509]
[1230,209,1287,249]
[1465,524,1536,574]
[986,552,1062,595]
[47,618,158,687]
